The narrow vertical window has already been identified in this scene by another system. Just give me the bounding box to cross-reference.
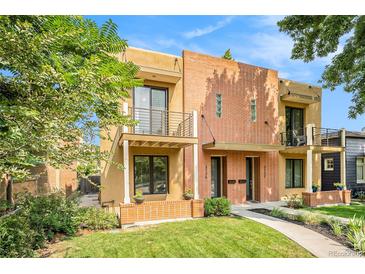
[356,157,365,183]
[216,94,222,118]
[250,99,256,122]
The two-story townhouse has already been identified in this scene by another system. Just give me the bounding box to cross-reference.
[100,47,345,225]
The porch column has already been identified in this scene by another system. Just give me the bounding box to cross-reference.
[123,102,130,204]
[192,110,199,199]
[306,149,313,192]
[306,124,314,145]
[340,128,347,189]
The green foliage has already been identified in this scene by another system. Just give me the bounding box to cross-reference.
[328,218,344,237]
[347,216,365,253]
[270,208,288,218]
[295,212,324,225]
[283,194,303,209]
[333,182,346,190]
[0,16,141,183]
[204,197,231,217]
[0,213,36,258]
[357,191,365,202]
[222,49,234,60]
[0,199,14,215]
[77,207,118,230]
[277,15,365,118]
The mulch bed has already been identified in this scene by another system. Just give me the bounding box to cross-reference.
[249,208,351,249]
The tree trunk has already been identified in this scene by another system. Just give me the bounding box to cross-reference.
[5,174,14,206]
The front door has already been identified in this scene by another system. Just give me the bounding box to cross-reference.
[211,157,221,198]
[246,158,253,201]
[285,107,304,146]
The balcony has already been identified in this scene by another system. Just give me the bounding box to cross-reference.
[119,106,198,148]
[280,126,344,154]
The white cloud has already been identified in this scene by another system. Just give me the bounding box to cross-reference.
[182,16,235,39]
[254,16,285,28]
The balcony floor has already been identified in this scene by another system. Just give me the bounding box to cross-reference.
[119,133,198,148]
[280,145,344,154]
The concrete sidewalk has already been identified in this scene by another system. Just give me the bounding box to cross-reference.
[232,205,361,258]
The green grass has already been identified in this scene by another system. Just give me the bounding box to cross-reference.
[48,217,313,258]
[304,202,365,219]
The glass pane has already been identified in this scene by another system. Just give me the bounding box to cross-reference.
[294,160,303,188]
[211,158,219,197]
[285,159,293,188]
[251,100,256,122]
[152,157,168,194]
[357,165,364,180]
[216,94,222,118]
[134,156,150,194]
[134,87,150,134]
[151,89,167,135]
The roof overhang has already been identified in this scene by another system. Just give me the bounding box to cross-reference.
[280,93,320,105]
[202,142,285,152]
[119,133,197,148]
[137,65,182,84]
[281,145,344,154]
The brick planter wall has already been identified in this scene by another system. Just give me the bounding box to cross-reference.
[302,190,352,207]
[119,199,204,225]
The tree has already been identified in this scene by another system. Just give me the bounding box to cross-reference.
[0,16,141,203]
[277,15,365,118]
[222,49,234,60]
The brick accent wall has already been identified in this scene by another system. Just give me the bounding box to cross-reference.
[183,50,280,203]
[302,190,352,207]
[119,200,204,225]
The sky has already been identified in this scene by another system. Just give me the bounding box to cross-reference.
[89,15,365,131]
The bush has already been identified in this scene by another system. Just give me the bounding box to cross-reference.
[77,207,118,230]
[270,208,288,218]
[0,214,36,258]
[328,218,344,237]
[295,212,324,225]
[0,199,14,216]
[283,194,303,209]
[204,197,231,217]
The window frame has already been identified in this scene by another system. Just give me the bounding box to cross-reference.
[250,99,257,122]
[285,159,304,189]
[133,155,169,195]
[356,157,365,184]
[324,158,334,171]
[216,93,222,118]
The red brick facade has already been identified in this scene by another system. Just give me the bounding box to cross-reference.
[183,51,280,203]
[302,190,351,207]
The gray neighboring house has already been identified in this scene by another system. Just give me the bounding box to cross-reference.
[322,130,365,195]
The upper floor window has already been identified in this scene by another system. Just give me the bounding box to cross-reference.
[324,158,334,171]
[356,157,365,184]
[216,94,222,118]
[250,99,256,122]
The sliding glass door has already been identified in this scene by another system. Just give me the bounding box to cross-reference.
[285,107,304,146]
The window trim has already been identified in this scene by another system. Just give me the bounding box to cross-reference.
[356,156,365,184]
[250,99,257,122]
[285,159,304,189]
[216,93,222,118]
[324,158,334,171]
[133,155,169,195]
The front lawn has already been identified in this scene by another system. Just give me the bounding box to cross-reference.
[47,217,313,258]
[304,202,365,219]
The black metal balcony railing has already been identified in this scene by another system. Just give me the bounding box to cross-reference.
[129,107,193,137]
[280,127,341,147]
[312,127,341,147]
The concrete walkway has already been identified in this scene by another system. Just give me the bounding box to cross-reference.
[79,194,100,208]
[232,204,361,258]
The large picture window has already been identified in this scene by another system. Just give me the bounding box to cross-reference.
[134,156,168,194]
[285,159,303,188]
[356,157,365,184]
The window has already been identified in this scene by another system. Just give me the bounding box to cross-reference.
[216,94,222,118]
[356,157,365,184]
[285,159,303,188]
[134,156,168,194]
[250,99,256,122]
[324,158,334,171]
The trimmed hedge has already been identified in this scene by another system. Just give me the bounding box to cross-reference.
[204,197,231,217]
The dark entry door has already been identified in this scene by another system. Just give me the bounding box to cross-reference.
[285,107,304,146]
[246,158,253,201]
[211,157,221,198]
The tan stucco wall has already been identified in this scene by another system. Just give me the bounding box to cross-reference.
[278,79,322,199]
[100,47,185,205]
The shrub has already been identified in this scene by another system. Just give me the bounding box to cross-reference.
[204,197,231,217]
[283,194,303,209]
[0,214,36,258]
[77,207,118,230]
[270,208,288,218]
[0,199,14,216]
[346,216,365,253]
[328,218,344,237]
[296,212,324,225]
[357,191,365,202]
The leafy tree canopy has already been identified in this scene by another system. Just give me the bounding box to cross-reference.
[278,15,365,118]
[222,49,234,60]
[0,16,141,181]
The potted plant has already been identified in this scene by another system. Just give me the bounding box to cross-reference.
[183,189,194,200]
[312,183,320,193]
[133,189,145,204]
[333,182,346,191]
